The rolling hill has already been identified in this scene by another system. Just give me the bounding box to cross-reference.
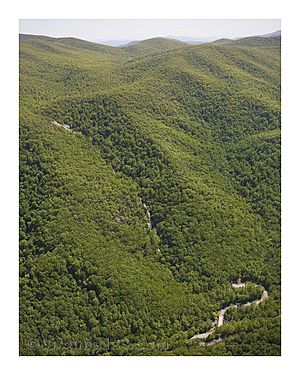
[212,35,281,47]
[121,37,188,56]
[19,34,281,356]
[260,30,281,38]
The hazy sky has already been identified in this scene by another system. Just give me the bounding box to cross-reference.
[19,19,281,42]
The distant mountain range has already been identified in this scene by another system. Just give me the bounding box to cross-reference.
[19,31,281,60]
[21,30,281,48]
[95,30,281,47]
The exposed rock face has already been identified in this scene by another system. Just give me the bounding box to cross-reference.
[52,120,71,131]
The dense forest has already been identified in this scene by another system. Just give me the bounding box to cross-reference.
[19,33,281,355]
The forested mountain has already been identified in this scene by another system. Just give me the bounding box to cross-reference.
[212,35,281,46]
[260,30,281,38]
[19,33,281,355]
[121,37,188,56]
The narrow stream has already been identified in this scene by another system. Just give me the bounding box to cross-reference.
[142,202,153,229]
[191,284,268,342]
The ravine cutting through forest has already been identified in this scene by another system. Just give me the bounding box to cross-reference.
[191,283,269,345]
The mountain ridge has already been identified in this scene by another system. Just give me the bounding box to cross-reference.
[20,30,281,48]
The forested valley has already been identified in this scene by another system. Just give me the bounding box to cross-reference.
[19,33,281,355]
